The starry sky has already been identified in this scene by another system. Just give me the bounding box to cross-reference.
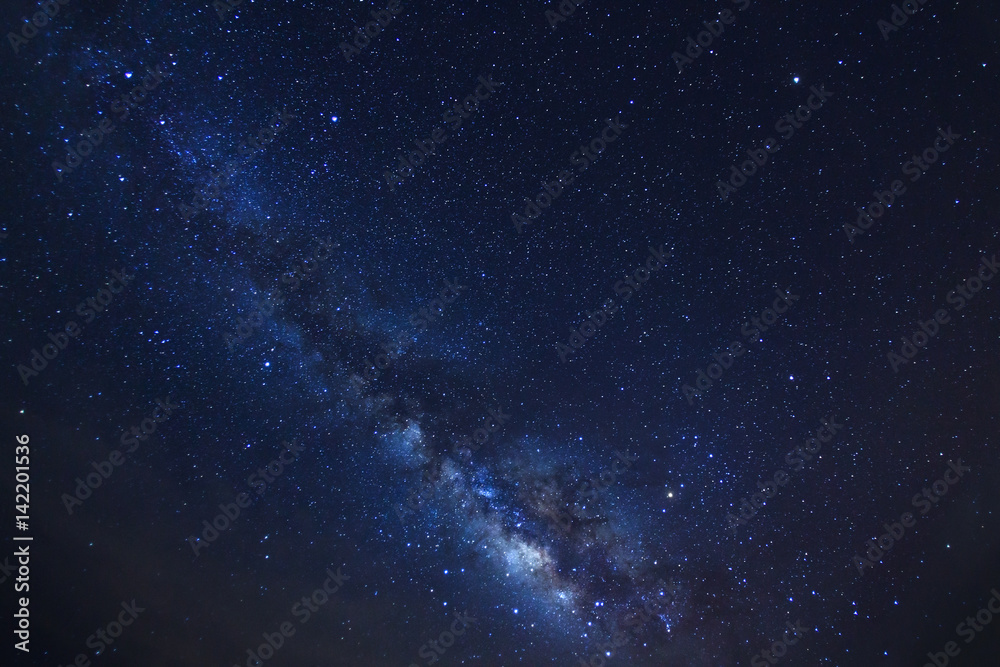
[3,0,1000,665]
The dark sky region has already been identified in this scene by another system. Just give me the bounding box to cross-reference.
[1,0,1000,665]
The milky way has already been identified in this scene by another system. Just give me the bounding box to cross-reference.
[4,1,1000,666]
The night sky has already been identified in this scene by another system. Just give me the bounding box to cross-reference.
[2,0,1000,665]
